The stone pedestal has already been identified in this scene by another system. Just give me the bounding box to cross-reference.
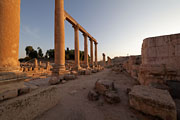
[53,0,66,75]
[83,33,89,68]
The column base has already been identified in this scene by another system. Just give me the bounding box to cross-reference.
[72,65,81,71]
[52,64,69,76]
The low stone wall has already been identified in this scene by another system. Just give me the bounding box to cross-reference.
[139,33,180,85]
[0,86,60,120]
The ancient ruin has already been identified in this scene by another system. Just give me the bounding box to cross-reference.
[0,0,180,120]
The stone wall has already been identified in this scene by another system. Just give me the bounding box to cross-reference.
[0,86,60,120]
[123,56,141,79]
[138,33,180,85]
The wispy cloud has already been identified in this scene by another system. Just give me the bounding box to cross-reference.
[20,24,40,40]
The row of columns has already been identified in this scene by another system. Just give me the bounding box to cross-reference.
[74,25,98,70]
[0,0,98,76]
[54,0,98,73]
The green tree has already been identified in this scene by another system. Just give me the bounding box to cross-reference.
[37,47,43,58]
[25,46,34,57]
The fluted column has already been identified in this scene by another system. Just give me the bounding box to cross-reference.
[74,25,80,70]
[95,42,98,66]
[0,0,21,72]
[83,33,89,68]
[90,39,94,67]
[54,0,65,74]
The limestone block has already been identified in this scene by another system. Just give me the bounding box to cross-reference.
[156,46,169,57]
[147,47,157,57]
[85,70,91,75]
[95,80,115,95]
[88,90,99,101]
[169,45,175,57]
[0,89,18,101]
[48,77,60,85]
[175,44,180,56]
[104,91,120,104]
[63,74,76,80]
[129,85,177,120]
[147,38,156,47]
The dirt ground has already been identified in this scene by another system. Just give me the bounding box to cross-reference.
[35,69,158,120]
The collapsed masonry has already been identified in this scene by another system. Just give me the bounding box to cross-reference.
[121,33,180,86]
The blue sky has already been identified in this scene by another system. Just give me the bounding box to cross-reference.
[19,0,180,60]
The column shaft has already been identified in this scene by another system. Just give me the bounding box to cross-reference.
[83,34,89,68]
[74,26,80,69]
[95,43,98,66]
[90,39,94,66]
[54,0,65,72]
[0,0,21,72]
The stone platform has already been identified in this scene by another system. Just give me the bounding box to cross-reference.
[129,85,177,120]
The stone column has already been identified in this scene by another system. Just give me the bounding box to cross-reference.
[0,0,21,72]
[90,39,94,67]
[107,56,111,66]
[54,0,65,74]
[73,25,80,70]
[102,53,106,66]
[83,33,89,68]
[95,42,98,66]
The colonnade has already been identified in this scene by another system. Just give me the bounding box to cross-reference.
[0,0,99,76]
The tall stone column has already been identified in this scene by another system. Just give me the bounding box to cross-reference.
[95,42,98,66]
[83,33,89,68]
[73,25,80,70]
[54,0,65,74]
[0,0,21,72]
[90,39,94,67]
[102,53,106,66]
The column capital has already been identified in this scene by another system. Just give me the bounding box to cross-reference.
[72,24,79,30]
[83,33,88,37]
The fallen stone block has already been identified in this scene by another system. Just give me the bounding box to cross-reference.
[63,74,76,80]
[129,85,177,120]
[104,91,120,104]
[48,77,60,85]
[85,70,91,75]
[88,90,99,101]
[0,89,18,101]
[95,80,115,95]
[18,86,31,95]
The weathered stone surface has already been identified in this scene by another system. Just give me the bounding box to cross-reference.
[123,56,141,79]
[18,86,30,95]
[104,91,120,104]
[95,80,115,95]
[48,77,60,85]
[139,33,180,85]
[0,89,18,101]
[88,90,99,101]
[129,85,177,120]
[63,74,76,80]
[0,86,60,120]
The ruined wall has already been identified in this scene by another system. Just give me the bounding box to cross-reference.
[123,56,141,79]
[138,33,180,85]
